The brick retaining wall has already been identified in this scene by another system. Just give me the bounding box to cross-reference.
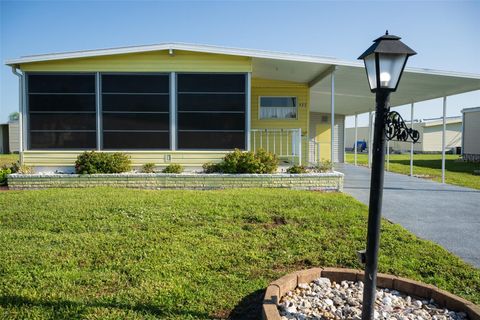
[7,172,344,191]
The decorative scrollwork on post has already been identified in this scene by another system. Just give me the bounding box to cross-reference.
[385,110,420,143]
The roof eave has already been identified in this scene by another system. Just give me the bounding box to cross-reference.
[4,42,480,81]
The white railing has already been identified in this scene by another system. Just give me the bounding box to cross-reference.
[251,128,302,164]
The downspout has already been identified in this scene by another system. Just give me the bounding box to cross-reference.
[11,66,24,165]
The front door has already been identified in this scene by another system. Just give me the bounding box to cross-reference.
[315,123,331,162]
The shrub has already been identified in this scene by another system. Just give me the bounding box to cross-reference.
[202,162,221,173]
[203,149,278,174]
[221,149,258,173]
[286,165,308,174]
[0,168,11,186]
[75,151,131,174]
[141,163,156,173]
[3,162,33,175]
[16,165,33,174]
[312,160,333,173]
[162,164,184,174]
[255,149,278,174]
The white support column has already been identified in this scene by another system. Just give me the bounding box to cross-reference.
[354,114,358,166]
[19,74,25,164]
[11,67,28,164]
[330,69,335,165]
[297,129,302,165]
[368,111,372,168]
[410,102,414,176]
[170,72,177,150]
[442,96,447,183]
[22,74,28,159]
[246,72,251,151]
[95,72,101,150]
[386,140,390,171]
[12,68,25,164]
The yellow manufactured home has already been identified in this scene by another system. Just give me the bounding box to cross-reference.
[5,43,480,171]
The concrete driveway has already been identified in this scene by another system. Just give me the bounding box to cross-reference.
[335,163,480,268]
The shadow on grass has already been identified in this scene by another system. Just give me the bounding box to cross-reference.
[0,295,212,319]
[390,159,479,174]
[229,288,265,320]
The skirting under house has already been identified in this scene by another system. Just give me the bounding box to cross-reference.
[7,172,344,191]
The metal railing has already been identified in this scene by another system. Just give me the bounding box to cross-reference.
[251,128,302,164]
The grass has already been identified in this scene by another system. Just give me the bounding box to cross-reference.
[345,153,480,190]
[0,188,478,319]
[0,154,18,167]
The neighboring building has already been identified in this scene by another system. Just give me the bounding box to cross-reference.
[345,116,462,153]
[0,123,9,154]
[8,119,20,153]
[4,43,480,171]
[462,107,480,161]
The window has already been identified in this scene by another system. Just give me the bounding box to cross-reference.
[259,97,297,119]
[177,74,246,150]
[27,74,97,149]
[101,74,170,149]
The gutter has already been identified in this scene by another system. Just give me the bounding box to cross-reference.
[11,66,24,165]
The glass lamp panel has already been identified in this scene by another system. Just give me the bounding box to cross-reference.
[363,54,377,90]
[378,53,408,89]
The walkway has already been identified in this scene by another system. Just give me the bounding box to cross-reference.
[335,163,480,268]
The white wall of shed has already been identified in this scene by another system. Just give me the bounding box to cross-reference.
[8,121,19,153]
[463,110,480,155]
[309,112,344,163]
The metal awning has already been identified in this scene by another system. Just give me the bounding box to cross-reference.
[6,42,480,115]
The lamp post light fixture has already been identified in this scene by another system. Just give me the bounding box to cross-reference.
[358,31,418,320]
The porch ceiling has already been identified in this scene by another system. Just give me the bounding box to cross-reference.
[252,57,480,116]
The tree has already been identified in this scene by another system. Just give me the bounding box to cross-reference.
[8,112,19,122]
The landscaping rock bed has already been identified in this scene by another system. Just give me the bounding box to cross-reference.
[263,268,480,320]
[279,278,468,320]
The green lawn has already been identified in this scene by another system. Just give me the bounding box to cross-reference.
[0,188,478,319]
[345,153,480,190]
[0,154,18,167]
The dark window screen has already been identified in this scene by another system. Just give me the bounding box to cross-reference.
[27,74,96,149]
[177,74,246,150]
[101,74,170,149]
[28,74,95,93]
[30,132,96,149]
[102,74,169,93]
[103,132,169,149]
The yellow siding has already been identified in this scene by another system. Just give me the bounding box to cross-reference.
[251,78,310,164]
[20,50,252,72]
[23,151,226,168]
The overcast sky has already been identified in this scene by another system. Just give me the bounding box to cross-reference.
[1,0,479,126]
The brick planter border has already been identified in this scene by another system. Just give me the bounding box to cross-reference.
[263,267,480,320]
[7,172,343,191]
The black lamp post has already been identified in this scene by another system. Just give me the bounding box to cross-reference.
[358,31,417,320]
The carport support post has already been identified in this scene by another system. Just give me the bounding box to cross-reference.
[362,90,390,320]
[442,96,447,183]
[368,111,372,168]
[386,140,390,171]
[410,103,414,176]
[354,114,358,166]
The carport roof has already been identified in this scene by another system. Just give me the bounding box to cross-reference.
[6,42,480,115]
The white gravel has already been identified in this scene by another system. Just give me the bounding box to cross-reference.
[278,278,469,320]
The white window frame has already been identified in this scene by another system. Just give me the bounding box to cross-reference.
[258,96,298,120]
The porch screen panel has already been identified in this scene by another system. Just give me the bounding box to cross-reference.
[28,74,96,149]
[101,74,170,149]
[177,74,246,150]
